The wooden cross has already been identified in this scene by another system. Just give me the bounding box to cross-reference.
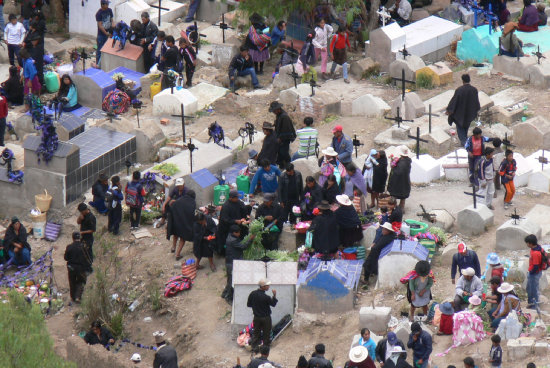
[149,0,169,27]
[538,149,549,171]
[212,13,234,44]
[532,45,546,65]
[309,76,321,97]
[422,104,439,134]
[464,185,484,209]
[171,104,194,143]
[185,138,198,173]
[502,133,515,149]
[392,69,415,101]
[384,107,414,128]
[407,127,429,159]
[506,208,524,225]
[132,100,144,128]
[288,62,300,89]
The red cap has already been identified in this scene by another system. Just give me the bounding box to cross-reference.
[458,242,467,253]
[332,125,343,133]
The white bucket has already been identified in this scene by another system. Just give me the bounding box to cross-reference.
[401,222,411,237]
[56,64,73,76]
[32,221,46,239]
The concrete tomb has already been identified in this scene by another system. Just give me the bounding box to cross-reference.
[350,57,380,79]
[391,92,425,120]
[359,306,392,334]
[188,82,229,110]
[492,54,537,79]
[153,88,199,116]
[366,22,406,72]
[415,62,453,86]
[526,204,550,239]
[292,157,321,180]
[423,89,493,114]
[351,94,390,118]
[528,169,550,193]
[457,204,494,236]
[100,40,145,74]
[512,152,534,188]
[389,55,426,82]
[496,218,542,251]
[378,239,429,288]
[513,116,550,150]
[410,155,442,184]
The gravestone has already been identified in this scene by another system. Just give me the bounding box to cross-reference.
[525,62,550,89]
[100,40,145,74]
[492,55,537,79]
[525,204,550,239]
[512,152,534,187]
[439,149,469,181]
[351,94,390,117]
[149,0,187,24]
[211,44,239,68]
[292,157,321,179]
[139,72,161,99]
[389,56,426,82]
[391,92,425,120]
[72,68,116,109]
[114,0,150,26]
[69,0,101,36]
[44,38,66,59]
[350,57,380,79]
[496,219,542,251]
[512,116,550,150]
[457,204,494,236]
[420,129,452,156]
[416,62,453,86]
[279,84,311,105]
[231,260,297,332]
[153,88,198,116]
[366,22,406,72]
[528,170,550,193]
[188,82,228,110]
[410,155,442,184]
[378,239,429,288]
[359,307,392,334]
[184,168,220,206]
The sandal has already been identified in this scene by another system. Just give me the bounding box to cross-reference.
[175,255,183,261]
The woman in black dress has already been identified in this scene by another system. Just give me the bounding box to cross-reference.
[334,194,363,247]
[370,150,388,208]
[322,174,340,204]
[387,146,412,212]
[192,212,217,271]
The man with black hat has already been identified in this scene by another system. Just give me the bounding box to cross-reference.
[64,231,92,303]
[247,278,278,352]
[247,346,276,368]
[77,203,96,262]
[407,322,432,368]
[269,101,296,169]
[255,193,285,250]
[223,224,256,302]
[216,190,250,255]
[95,0,114,65]
[257,122,279,166]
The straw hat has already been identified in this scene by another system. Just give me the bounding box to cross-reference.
[469,295,482,306]
[381,222,395,232]
[322,146,338,156]
[461,267,475,277]
[397,145,411,157]
[349,345,369,363]
[336,194,352,206]
[497,282,514,294]
[153,331,166,344]
[258,278,271,287]
[487,252,500,265]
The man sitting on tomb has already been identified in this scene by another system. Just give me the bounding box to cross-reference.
[388,0,412,26]
[229,45,262,91]
[499,22,524,57]
[518,0,539,32]
[446,74,480,147]
[453,267,483,311]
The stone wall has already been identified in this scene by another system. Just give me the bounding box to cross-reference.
[66,336,135,368]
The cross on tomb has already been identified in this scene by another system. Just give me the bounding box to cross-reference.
[212,13,234,44]
[407,127,429,159]
[103,110,121,124]
[417,204,436,223]
[464,185,484,209]
[385,107,414,129]
[423,104,440,134]
[237,122,256,148]
[377,6,391,27]
[172,104,194,143]
[532,45,546,65]
[452,149,468,164]
[538,149,549,171]
[399,45,411,60]
[506,208,524,225]
[132,100,144,128]
[471,1,485,28]
[149,0,169,27]
[185,138,198,173]
[392,69,415,101]
[485,4,500,35]
[309,76,321,97]
[287,42,301,89]
[353,134,363,158]
[502,133,515,149]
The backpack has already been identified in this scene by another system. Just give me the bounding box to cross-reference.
[125,182,140,207]
[539,248,549,270]
[105,187,114,210]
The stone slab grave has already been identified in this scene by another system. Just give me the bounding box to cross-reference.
[423,89,494,114]
[366,22,406,72]
[292,157,321,180]
[410,154,442,184]
[197,0,237,23]
[416,62,453,86]
[486,86,528,125]
[508,256,549,292]
[526,150,549,174]
[496,216,542,251]
[350,57,380,79]
[389,56,426,83]
[152,139,233,204]
[199,25,239,47]
[507,338,549,360]
[391,92,425,120]
[419,126,452,157]
[457,204,494,236]
[359,306,391,334]
[212,44,239,69]
[232,260,297,332]
[351,94,390,118]
[297,259,364,314]
[100,39,145,74]
[526,204,550,240]
[279,84,341,120]
[44,38,66,59]
[525,58,550,89]
[378,239,429,288]
[513,116,550,150]
[188,82,228,110]
[72,68,116,109]
[528,169,550,193]
[374,125,415,147]
[492,54,538,79]
[23,127,136,207]
[153,88,199,116]
[148,0,187,25]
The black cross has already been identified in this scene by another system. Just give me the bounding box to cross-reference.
[287,41,301,89]
[502,133,515,149]
[237,122,256,148]
[309,76,321,97]
[172,104,194,143]
[407,127,429,159]
[538,149,548,171]
[149,0,169,27]
[104,110,121,124]
[189,21,207,54]
[125,160,133,176]
[464,186,484,209]
[384,107,414,128]
[392,69,415,101]
[353,134,363,158]
[417,204,436,223]
[212,13,234,44]
[423,104,439,134]
[506,208,524,225]
[399,45,411,60]
[185,138,198,173]
[132,100,144,128]
[532,45,546,65]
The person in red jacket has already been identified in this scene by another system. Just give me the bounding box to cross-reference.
[0,94,8,146]
[437,302,454,335]
[526,234,544,308]
[329,26,351,83]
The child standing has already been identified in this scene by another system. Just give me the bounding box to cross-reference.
[4,14,26,67]
[148,30,166,71]
[499,149,516,209]
[312,17,333,80]
[489,334,502,368]
[477,147,495,210]
[329,26,351,84]
[107,175,124,235]
[179,37,196,88]
[20,48,40,105]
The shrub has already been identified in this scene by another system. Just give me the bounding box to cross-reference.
[416,71,434,89]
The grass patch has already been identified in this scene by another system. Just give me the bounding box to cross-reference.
[452,58,476,72]
[416,71,434,89]
[361,64,381,79]
[323,115,339,125]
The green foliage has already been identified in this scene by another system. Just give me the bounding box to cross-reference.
[243,218,269,260]
[428,226,448,245]
[416,71,434,89]
[147,282,162,312]
[361,64,381,79]
[0,291,75,367]
[152,162,180,176]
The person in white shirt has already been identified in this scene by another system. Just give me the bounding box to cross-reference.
[389,0,412,25]
[4,14,26,67]
[312,17,333,80]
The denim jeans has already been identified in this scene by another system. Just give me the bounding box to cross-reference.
[229,68,259,90]
[0,6,5,33]
[527,271,542,305]
[8,248,31,266]
[184,0,200,21]
[7,44,21,66]
[96,32,109,64]
[0,117,5,146]
[331,61,349,80]
[456,124,469,146]
[22,18,29,31]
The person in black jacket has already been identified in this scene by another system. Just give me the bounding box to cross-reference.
[278,163,303,225]
[179,37,197,87]
[248,346,277,368]
[89,173,109,214]
[310,200,339,254]
[222,225,255,302]
[153,331,178,368]
[216,190,250,255]
[192,212,217,271]
[247,278,278,352]
[170,190,196,260]
[1,65,24,105]
[368,150,388,208]
[308,344,333,368]
[334,194,363,247]
[64,232,92,303]
[363,222,396,283]
[375,332,407,366]
[228,45,262,91]
[3,217,31,266]
[387,145,412,212]
[257,122,278,166]
[301,176,322,221]
[139,12,158,72]
[255,193,285,250]
[322,174,340,204]
[269,101,296,169]
[84,321,115,346]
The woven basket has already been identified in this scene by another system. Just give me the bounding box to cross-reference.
[30,208,47,223]
[35,190,52,213]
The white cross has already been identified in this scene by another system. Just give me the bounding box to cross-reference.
[377,7,392,27]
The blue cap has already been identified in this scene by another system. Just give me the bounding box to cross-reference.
[370,149,378,156]
[387,332,397,344]
[249,149,258,159]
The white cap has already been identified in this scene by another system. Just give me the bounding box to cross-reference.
[175,178,185,186]
[153,330,166,344]
[131,353,141,362]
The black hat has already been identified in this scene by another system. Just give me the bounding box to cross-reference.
[249,12,264,24]
[415,260,430,277]
[317,200,330,210]
[229,190,239,198]
[77,203,88,212]
[268,101,283,112]
[297,356,309,368]
[72,231,81,240]
[262,121,274,130]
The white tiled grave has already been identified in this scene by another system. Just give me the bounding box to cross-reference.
[401,16,464,60]
[411,154,442,184]
[438,148,469,181]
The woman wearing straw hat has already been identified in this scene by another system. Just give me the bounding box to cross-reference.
[408,260,433,322]
[346,345,376,368]
[383,346,412,368]
[499,22,524,57]
[318,146,347,188]
[468,294,490,324]
[334,194,363,247]
[490,282,521,330]
[363,222,396,284]
[387,145,412,212]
